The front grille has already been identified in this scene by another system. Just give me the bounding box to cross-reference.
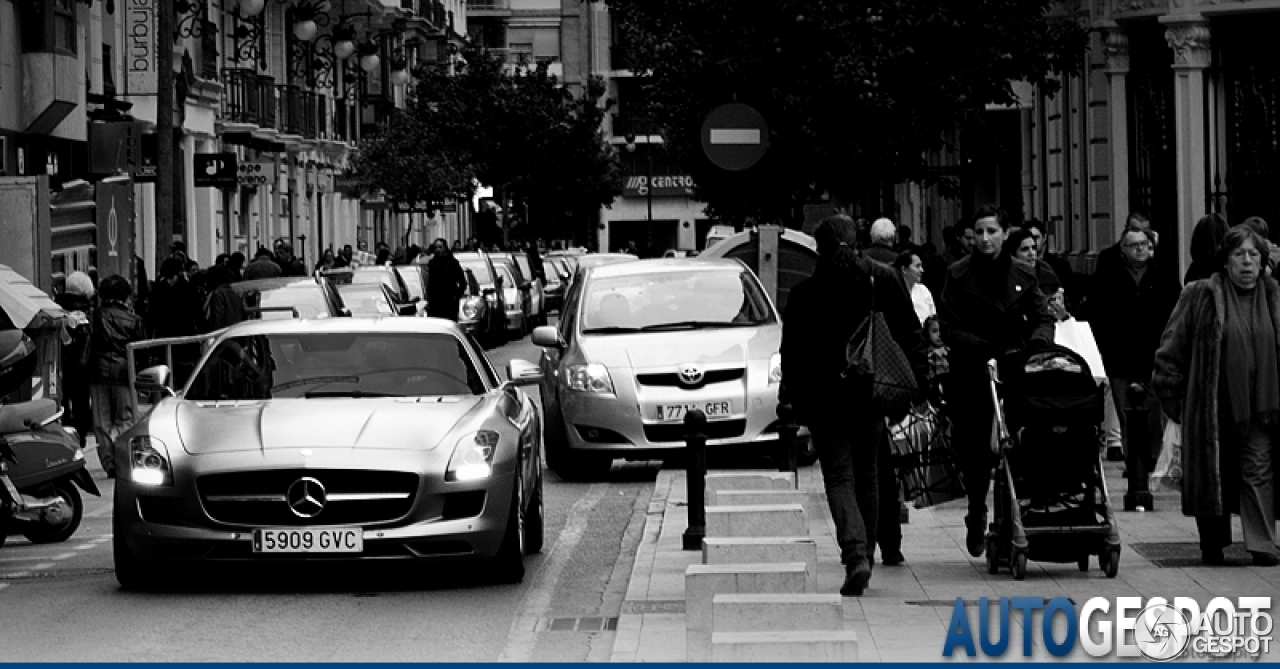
[137,496,183,526]
[636,368,745,388]
[198,469,419,527]
[643,419,746,443]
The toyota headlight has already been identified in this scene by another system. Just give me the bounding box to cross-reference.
[461,296,482,320]
[769,353,782,385]
[446,430,499,482]
[566,363,615,394]
[129,436,173,486]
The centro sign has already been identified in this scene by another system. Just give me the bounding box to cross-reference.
[127,0,157,95]
[622,175,695,198]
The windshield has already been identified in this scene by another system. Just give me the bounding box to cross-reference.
[239,285,332,320]
[398,266,425,301]
[185,332,487,400]
[515,256,533,279]
[337,285,392,316]
[543,261,562,283]
[580,269,775,333]
[459,259,494,286]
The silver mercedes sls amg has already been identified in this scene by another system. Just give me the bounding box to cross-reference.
[112,317,545,589]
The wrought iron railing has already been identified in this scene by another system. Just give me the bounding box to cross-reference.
[278,85,319,138]
[334,97,358,143]
[223,69,277,129]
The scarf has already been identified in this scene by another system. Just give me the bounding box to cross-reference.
[1221,280,1280,434]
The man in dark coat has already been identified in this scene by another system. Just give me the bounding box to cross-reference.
[783,215,927,596]
[864,218,899,265]
[1088,227,1181,463]
[203,265,248,332]
[276,243,307,277]
[426,238,468,321]
[88,275,148,477]
[244,248,283,280]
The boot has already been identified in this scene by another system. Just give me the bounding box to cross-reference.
[840,561,871,597]
[966,514,987,558]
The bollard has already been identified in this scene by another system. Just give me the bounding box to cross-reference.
[1123,382,1155,512]
[683,409,708,551]
[775,403,800,489]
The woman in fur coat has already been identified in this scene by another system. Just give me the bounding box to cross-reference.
[1152,226,1279,566]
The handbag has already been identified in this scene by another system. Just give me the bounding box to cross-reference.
[844,275,919,415]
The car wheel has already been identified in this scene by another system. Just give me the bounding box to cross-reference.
[22,480,83,544]
[492,478,526,584]
[523,472,545,555]
[112,505,164,591]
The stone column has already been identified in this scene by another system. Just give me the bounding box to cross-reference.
[1102,27,1130,247]
[1161,17,1211,278]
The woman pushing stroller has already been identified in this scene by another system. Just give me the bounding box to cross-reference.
[938,206,1056,557]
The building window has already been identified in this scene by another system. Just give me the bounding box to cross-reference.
[19,0,78,55]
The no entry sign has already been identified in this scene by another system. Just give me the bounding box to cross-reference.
[701,103,769,172]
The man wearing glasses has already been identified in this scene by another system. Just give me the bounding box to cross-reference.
[1087,227,1182,464]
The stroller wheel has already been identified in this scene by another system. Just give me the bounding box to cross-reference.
[1011,551,1028,581]
[1100,547,1120,578]
[985,537,1000,575]
[1078,555,1090,572]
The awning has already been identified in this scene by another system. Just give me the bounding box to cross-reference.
[0,264,73,332]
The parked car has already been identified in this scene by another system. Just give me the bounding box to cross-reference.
[394,264,430,316]
[455,252,509,347]
[232,277,348,320]
[542,259,569,314]
[493,262,529,339]
[323,266,418,314]
[456,268,493,343]
[573,253,638,275]
[335,282,411,317]
[492,254,536,332]
[113,317,546,588]
[510,253,548,327]
[531,258,800,480]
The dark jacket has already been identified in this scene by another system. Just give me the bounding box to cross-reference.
[55,293,94,383]
[781,256,927,427]
[145,278,202,339]
[278,257,307,277]
[1087,255,1181,381]
[90,300,147,385]
[426,253,468,319]
[864,243,898,266]
[1041,251,1076,307]
[1152,273,1280,518]
[1184,260,1216,285]
[243,258,283,280]
[204,284,248,332]
[938,252,1056,374]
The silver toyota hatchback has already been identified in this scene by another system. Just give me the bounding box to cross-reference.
[532,258,792,480]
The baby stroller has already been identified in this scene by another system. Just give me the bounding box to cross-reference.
[985,344,1121,580]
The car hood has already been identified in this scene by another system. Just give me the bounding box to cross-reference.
[173,397,483,454]
[582,325,780,370]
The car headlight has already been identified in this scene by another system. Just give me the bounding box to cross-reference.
[566,363,615,394]
[129,436,173,486]
[446,430,499,482]
[769,352,782,385]
[461,296,482,319]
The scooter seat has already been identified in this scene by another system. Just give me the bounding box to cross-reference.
[0,399,60,434]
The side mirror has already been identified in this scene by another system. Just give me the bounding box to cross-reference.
[136,365,176,397]
[506,359,543,386]
[531,325,564,349]
[397,302,418,317]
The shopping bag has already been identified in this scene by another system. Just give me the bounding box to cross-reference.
[1151,421,1183,491]
[845,276,918,416]
[887,404,966,508]
[1054,318,1108,381]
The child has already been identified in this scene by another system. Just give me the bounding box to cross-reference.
[923,315,949,399]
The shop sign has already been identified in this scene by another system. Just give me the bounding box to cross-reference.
[622,174,696,198]
[126,0,158,95]
[96,179,136,284]
[237,161,272,187]
[391,200,439,214]
[194,153,238,188]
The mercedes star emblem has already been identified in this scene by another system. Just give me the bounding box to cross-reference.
[286,477,327,518]
[677,364,705,386]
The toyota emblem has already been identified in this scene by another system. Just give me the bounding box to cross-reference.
[286,477,327,518]
[677,364,705,386]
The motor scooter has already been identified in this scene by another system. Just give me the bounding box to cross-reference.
[0,332,100,548]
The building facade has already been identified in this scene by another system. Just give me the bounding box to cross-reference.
[0,0,470,292]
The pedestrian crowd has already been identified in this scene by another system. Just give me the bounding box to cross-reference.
[782,207,1280,597]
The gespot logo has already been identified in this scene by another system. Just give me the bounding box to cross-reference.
[942,596,1273,660]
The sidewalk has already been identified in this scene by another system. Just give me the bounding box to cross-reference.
[611,460,1280,662]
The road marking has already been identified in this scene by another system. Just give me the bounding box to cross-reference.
[0,583,8,592]
[499,483,609,662]
[0,554,73,562]
[1,572,30,579]
[709,128,761,145]
[31,562,54,570]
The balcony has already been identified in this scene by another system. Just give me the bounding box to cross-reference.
[222,69,277,130]
[333,98,359,144]
[466,0,510,15]
[278,85,322,140]
[611,114,658,139]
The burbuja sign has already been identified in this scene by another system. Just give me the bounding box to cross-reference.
[127,0,158,95]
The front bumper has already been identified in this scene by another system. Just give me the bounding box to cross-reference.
[114,449,516,563]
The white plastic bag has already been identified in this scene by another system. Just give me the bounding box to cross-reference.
[1151,422,1183,491]
[1054,318,1108,381]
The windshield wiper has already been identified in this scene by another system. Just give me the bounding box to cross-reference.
[303,390,405,399]
[272,376,360,392]
[638,320,760,331]
[581,326,643,334]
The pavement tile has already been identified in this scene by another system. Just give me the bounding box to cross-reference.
[612,465,1280,663]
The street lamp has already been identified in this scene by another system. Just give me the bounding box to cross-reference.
[623,133,654,246]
